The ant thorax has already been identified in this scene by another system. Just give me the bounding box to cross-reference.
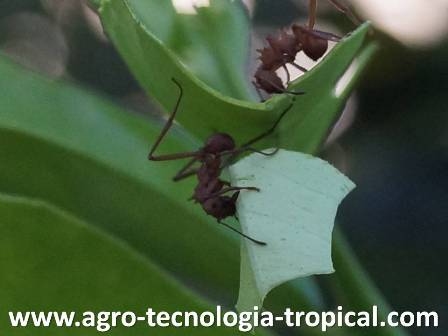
[197,156,221,182]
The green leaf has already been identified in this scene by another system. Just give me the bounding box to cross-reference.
[0,55,321,326]
[99,0,253,100]
[168,1,253,99]
[0,193,242,335]
[99,0,377,146]
[228,150,355,312]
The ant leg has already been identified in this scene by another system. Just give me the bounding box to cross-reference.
[308,0,317,29]
[218,220,267,246]
[203,187,260,201]
[327,0,361,26]
[282,65,291,84]
[219,148,280,172]
[224,147,278,157]
[173,157,199,181]
[246,147,280,156]
[252,81,266,102]
[148,78,200,161]
[241,102,295,148]
[173,168,200,181]
[220,103,296,165]
[291,62,309,73]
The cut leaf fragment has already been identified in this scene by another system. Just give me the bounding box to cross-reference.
[228,150,356,311]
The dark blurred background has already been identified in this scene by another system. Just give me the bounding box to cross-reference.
[1,1,446,335]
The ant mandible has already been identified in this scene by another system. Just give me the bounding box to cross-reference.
[148,79,297,246]
[253,0,360,97]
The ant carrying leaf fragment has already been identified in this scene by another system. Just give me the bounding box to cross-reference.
[148,79,301,245]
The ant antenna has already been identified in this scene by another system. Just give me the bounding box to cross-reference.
[222,101,296,165]
[242,101,295,148]
[219,220,267,246]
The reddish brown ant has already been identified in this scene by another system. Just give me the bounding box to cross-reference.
[253,0,359,98]
[148,79,297,245]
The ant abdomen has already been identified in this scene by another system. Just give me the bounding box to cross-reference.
[292,24,329,61]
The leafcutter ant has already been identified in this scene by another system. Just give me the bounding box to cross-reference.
[253,0,359,98]
[148,79,297,245]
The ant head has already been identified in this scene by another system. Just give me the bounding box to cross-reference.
[203,196,236,220]
[204,133,236,154]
